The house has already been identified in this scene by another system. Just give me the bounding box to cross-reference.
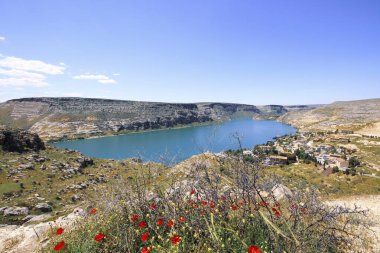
[335,158,349,171]
[330,137,350,143]
[269,155,288,165]
[243,150,253,156]
[257,145,272,151]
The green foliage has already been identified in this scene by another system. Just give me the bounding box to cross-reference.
[349,157,360,168]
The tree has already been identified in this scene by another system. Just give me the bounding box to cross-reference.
[349,157,360,168]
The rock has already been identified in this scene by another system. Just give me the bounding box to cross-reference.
[0,128,45,153]
[0,208,85,253]
[3,207,29,216]
[71,194,81,202]
[23,214,52,224]
[0,206,9,214]
[34,203,52,212]
[19,163,34,170]
[22,215,37,222]
[271,184,293,200]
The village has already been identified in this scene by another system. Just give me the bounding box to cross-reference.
[236,129,366,176]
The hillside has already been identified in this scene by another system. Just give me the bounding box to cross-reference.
[0,97,313,140]
[279,98,380,136]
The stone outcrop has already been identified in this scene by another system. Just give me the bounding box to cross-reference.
[0,127,45,152]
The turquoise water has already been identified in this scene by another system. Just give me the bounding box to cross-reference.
[52,118,296,164]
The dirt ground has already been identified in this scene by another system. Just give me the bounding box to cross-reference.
[327,195,380,252]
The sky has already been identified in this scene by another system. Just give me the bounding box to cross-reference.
[0,0,379,105]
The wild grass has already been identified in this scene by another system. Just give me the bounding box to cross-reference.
[44,155,373,253]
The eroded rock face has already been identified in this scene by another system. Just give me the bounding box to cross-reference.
[0,128,45,152]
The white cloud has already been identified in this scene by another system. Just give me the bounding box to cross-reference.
[0,56,65,87]
[0,36,5,41]
[73,74,116,84]
[113,73,120,76]
[0,77,48,87]
[0,56,65,74]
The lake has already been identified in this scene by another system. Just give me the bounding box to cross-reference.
[52,118,296,164]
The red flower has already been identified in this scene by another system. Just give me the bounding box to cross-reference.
[156,218,163,226]
[191,189,196,195]
[191,203,199,208]
[260,200,268,207]
[210,202,216,208]
[94,233,105,242]
[274,211,281,217]
[53,241,65,251]
[201,200,208,206]
[171,234,182,245]
[141,232,149,242]
[179,216,186,222]
[271,207,278,213]
[248,245,261,253]
[220,195,226,201]
[90,208,97,214]
[141,247,151,253]
[131,214,139,222]
[231,204,238,211]
[167,219,174,228]
[139,221,147,228]
[56,228,64,235]
[150,202,156,210]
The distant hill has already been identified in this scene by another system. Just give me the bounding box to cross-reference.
[279,98,380,136]
[0,97,314,140]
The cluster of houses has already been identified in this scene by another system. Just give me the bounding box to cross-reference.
[248,132,359,172]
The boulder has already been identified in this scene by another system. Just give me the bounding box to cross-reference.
[3,207,29,216]
[34,203,52,212]
[271,184,293,200]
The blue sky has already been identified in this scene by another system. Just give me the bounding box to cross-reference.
[0,0,379,105]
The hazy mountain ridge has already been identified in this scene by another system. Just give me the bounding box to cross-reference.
[0,97,314,140]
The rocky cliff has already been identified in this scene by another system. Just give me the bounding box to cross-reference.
[0,127,45,152]
[0,97,313,140]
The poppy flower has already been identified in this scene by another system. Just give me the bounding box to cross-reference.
[260,200,268,207]
[95,233,105,242]
[271,207,278,213]
[167,219,174,228]
[156,218,163,226]
[139,221,147,228]
[210,202,216,208]
[179,216,186,222]
[274,211,281,217]
[248,245,261,253]
[141,232,149,242]
[131,214,139,222]
[231,205,238,211]
[56,228,64,235]
[191,203,199,208]
[191,189,196,195]
[141,247,151,253]
[171,235,182,245]
[150,202,156,210]
[53,241,65,251]
[90,208,97,214]
[220,195,226,201]
[201,200,208,206]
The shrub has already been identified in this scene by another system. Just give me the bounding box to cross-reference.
[45,155,372,253]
